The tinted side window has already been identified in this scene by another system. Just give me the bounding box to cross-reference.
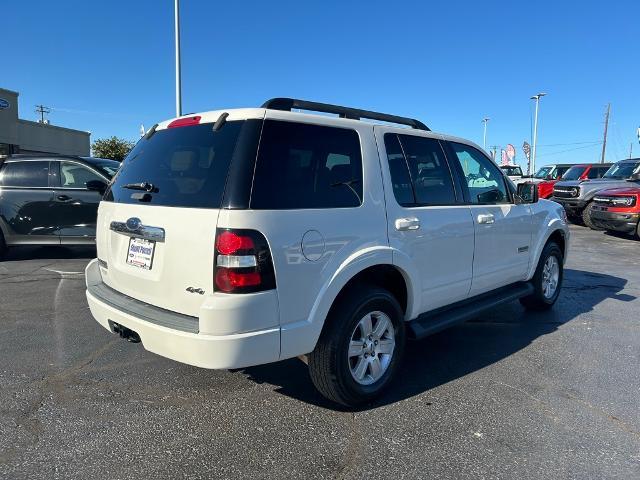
[555,166,570,179]
[251,120,363,209]
[449,142,509,205]
[588,166,607,179]
[59,162,104,188]
[0,161,49,187]
[383,133,415,206]
[397,135,457,205]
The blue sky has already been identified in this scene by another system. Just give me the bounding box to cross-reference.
[4,0,639,168]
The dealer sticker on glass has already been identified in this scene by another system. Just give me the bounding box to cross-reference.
[126,237,156,270]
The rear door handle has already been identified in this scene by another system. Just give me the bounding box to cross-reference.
[56,194,72,201]
[477,213,495,224]
[395,217,420,231]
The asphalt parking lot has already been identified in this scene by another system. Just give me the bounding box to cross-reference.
[1,225,639,480]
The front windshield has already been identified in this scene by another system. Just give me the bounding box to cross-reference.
[603,162,640,179]
[533,166,552,179]
[561,165,587,181]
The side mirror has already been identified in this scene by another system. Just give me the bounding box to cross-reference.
[517,182,539,204]
[86,179,107,195]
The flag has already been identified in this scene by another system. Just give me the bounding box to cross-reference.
[522,141,531,160]
[506,144,516,163]
[501,149,508,166]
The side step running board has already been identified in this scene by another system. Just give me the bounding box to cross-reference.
[408,282,534,340]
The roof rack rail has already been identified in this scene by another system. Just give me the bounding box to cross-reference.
[261,98,430,131]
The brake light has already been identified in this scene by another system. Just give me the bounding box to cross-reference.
[216,231,255,255]
[167,116,201,128]
[214,228,276,293]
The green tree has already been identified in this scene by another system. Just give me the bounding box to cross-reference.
[91,136,135,161]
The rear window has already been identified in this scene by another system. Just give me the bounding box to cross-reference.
[0,161,49,187]
[250,120,363,209]
[105,121,247,208]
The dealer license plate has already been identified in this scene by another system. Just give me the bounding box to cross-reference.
[126,237,156,270]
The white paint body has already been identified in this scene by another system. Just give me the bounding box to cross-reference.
[86,107,569,369]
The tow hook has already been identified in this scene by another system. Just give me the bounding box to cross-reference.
[109,321,141,343]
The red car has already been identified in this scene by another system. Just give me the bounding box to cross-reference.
[537,163,612,199]
[589,186,640,238]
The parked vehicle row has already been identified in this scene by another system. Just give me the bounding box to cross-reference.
[552,158,640,229]
[0,155,118,257]
[83,98,569,406]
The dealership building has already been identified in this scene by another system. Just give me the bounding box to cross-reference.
[0,87,90,157]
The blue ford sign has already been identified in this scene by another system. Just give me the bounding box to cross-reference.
[0,98,9,110]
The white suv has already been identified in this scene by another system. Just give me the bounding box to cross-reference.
[85,98,569,406]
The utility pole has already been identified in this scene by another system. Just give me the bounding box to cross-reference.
[174,0,182,117]
[630,142,633,159]
[600,103,610,163]
[34,105,51,123]
[482,117,490,150]
[530,92,546,175]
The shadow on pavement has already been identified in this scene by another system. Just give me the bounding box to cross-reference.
[240,268,633,411]
[1,245,96,262]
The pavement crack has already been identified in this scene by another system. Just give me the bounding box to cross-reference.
[0,339,118,465]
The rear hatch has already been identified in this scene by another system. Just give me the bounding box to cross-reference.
[96,111,263,317]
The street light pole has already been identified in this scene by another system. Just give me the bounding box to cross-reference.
[174,0,182,117]
[482,117,490,150]
[530,92,546,175]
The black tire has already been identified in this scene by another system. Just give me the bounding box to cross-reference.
[582,202,604,230]
[520,242,563,310]
[0,230,7,260]
[308,286,405,407]
[566,212,581,225]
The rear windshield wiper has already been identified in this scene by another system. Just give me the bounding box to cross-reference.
[122,182,157,192]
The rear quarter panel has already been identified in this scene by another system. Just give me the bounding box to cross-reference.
[217,115,392,359]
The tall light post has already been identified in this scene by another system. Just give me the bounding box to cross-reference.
[174,0,182,117]
[482,117,490,150]
[530,92,546,175]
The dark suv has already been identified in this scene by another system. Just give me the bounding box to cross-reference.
[0,155,119,257]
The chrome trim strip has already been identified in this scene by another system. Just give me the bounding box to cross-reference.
[110,221,165,242]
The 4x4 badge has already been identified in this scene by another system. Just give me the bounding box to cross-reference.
[186,287,205,295]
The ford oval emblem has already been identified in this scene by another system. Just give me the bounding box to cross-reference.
[0,98,9,110]
[125,217,141,231]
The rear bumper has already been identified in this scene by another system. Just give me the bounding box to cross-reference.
[589,210,639,234]
[84,259,281,369]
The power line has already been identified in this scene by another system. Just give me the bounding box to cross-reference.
[536,141,602,147]
[536,142,602,159]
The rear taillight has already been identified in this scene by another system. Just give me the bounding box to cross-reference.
[214,229,276,294]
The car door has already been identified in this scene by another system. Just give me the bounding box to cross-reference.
[51,160,106,242]
[0,159,58,244]
[375,128,474,313]
[444,141,532,296]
